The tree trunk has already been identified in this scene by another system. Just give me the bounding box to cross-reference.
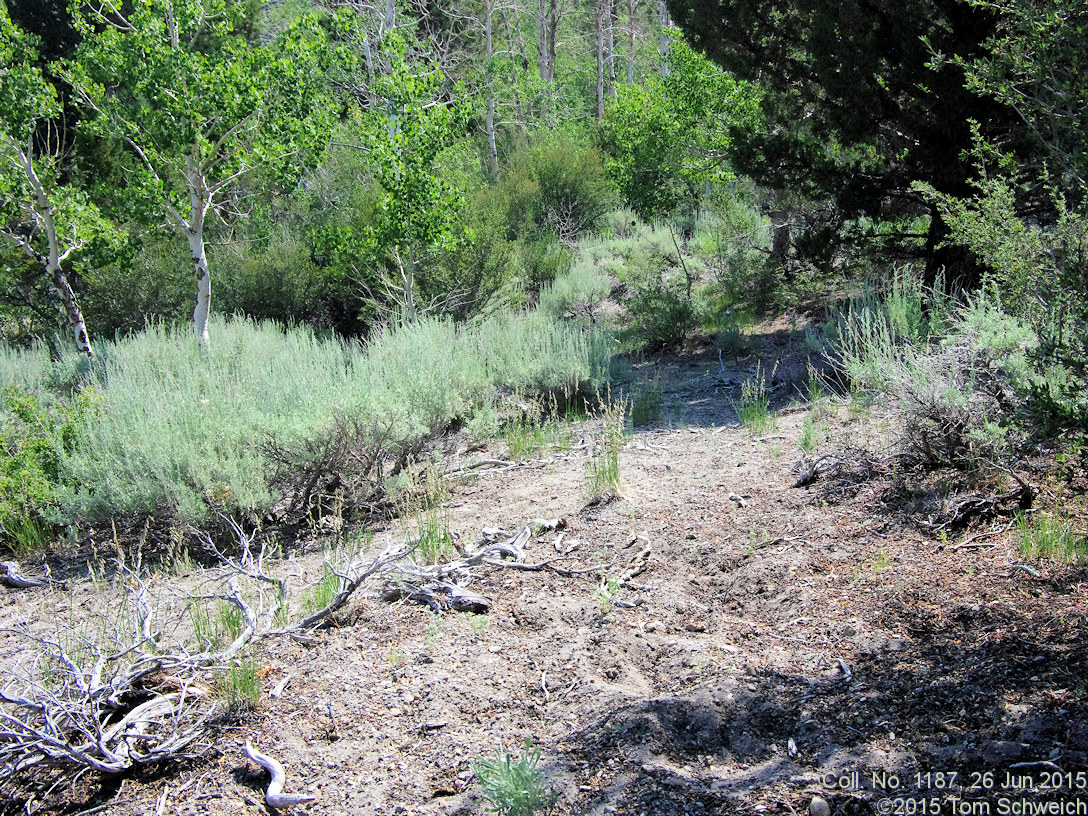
[658,0,669,77]
[484,0,499,176]
[537,0,549,81]
[12,141,93,359]
[547,0,558,83]
[486,92,499,177]
[595,0,605,121]
[383,0,395,35]
[607,0,617,100]
[186,156,212,345]
[402,246,418,323]
[626,0,636,84]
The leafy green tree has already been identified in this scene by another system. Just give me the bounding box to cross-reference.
[598,36,760,220]
[939,0,1088,199]
[0,5,112,358]
[62,0,342,344]
[355,33,469,322]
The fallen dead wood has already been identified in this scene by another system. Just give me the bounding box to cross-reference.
[0,522,411,787]
[0,562,48,589]
[243,741,315,808]
[0,515,597,788]
[932,475,1033,531]
[374,518,602,611]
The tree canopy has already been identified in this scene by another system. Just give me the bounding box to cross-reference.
[61,0,343,343]
[664,0,1022,266]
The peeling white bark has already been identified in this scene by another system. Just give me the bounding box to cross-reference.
[6,140,94,359]
[185,154,212,345]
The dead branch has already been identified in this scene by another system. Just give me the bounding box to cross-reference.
[243,741,315,808]
[1,562,48,589]
[0,521,407,787]
[0,516,584,788]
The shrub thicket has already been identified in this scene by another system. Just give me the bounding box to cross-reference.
[0,312,609,535]
[818,274,1037,470]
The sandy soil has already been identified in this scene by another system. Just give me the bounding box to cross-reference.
[2,325,1087,816]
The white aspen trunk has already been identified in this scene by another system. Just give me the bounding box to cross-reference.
[595,0,605,121]
[13,142,93,359]
[186,156,212,345]
[383,0,395,35]
[658,0,669,77]
[486,93,500,176]
[606,0,617,100]
[626,0,636,83]
[48,258,93,359]
[537,0,549,80]
[403,246,418,323]
[485,0,499,176]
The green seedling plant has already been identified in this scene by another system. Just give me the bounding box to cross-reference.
[472,740,558,816]
[464,612,489,636]
[594,575,621,619]
[424,614,442,652]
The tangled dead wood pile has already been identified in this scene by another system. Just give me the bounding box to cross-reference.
[0,516,588,791]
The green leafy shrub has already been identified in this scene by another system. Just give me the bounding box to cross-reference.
[625,270,694,349]
[503,136,615,245]
[0,385,91,553]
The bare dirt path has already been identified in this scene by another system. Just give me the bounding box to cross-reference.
[3,329,1087,816]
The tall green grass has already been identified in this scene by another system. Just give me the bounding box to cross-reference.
[1,312,610,529]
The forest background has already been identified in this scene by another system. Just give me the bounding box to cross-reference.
[1,0,1086,550]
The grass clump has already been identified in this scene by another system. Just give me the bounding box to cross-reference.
[1016,511,1086,564]
[473,740,558,816]
[219,657,260,716]
[505,418,548,461]
[732,362,775,433]
[303,565,341,614]
[798,415,819,453]
[585,396,627,498]
[629,376,663,426]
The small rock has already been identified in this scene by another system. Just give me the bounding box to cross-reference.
[389,707,403,717]
[645,620,666,633]
[810,796,831,816]
[787,737,798,757]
